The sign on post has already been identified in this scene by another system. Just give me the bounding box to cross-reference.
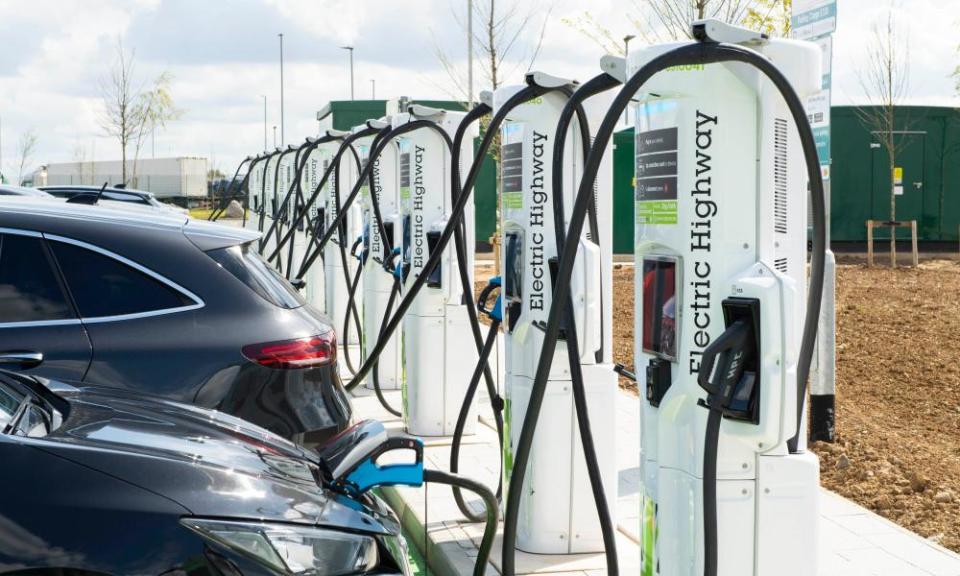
[792,0,836,179]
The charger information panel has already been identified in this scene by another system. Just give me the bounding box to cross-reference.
[501,124,524,209]
[635,126,678,225]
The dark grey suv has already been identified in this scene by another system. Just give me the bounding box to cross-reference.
[0,197,351,446]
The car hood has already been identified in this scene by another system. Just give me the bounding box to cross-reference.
[35,384,397,536]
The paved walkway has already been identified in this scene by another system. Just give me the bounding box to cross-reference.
[341,346,960,576]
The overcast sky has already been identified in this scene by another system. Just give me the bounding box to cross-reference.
[0,0,956,179]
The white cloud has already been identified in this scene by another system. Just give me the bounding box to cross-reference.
[0,0,955,181]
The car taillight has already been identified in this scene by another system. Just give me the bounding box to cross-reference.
[242,332,337,369]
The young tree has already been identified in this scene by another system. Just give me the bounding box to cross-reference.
[855,6,910,267]
[431,0,552,267]
[564,0,791,56]
[100,40,181,186]
[130,71,182,186]
[72,142,89,185]
[16,129,38,185]
[100,40,139,185]
[432,0,552,101]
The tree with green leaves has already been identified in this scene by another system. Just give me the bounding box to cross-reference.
[100,40,182,186]
[563,0,792,56]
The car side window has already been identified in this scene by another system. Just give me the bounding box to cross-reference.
[50,240,195,319]
[0,233,75,323]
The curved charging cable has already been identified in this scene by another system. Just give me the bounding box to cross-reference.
[449,275,503,521]
[209,156,253,221]
[341,86,552,394]
[256,148,285,235]
[544,71,624,576]
[501,40,826,576]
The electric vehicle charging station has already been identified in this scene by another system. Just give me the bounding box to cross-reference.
[256,149,281,237]
[243,156,264,232]
[394,105,482,437]
[263,145,296,260]
[321,129,365,343]
[357,118,403,391]
[302,136,346,310]
[493,72,618,555]
[630,22,822,576]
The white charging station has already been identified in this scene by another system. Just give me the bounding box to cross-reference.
[255,150,280,243]
[263,146,296,260]
[321,129,364,345]
[357,118,403,390]
[394,106,480,437]
[494,72,618,554]
[631,26,822,576]
[244,157,265,233]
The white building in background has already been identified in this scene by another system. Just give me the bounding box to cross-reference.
[32,157,209,198]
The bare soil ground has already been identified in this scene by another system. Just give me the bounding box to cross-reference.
[475,258,960,551]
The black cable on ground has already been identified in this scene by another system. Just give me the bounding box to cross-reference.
[500,41,827,576]
[422,469,498,576]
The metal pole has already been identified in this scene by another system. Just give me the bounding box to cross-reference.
[371,79,376,99]
[273,126,277,149]
[623,35,635,126]
[811,177,837,443]
[261,95,268,152]
[467,0,474,107]
[340,46,355,100]
[278,33,285,147]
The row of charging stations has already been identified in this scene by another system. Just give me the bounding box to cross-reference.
[229,21,828,576]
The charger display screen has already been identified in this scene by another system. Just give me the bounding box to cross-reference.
[504,231,523,303]
[641,256,678,361]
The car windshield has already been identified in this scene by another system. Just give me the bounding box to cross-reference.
[206,242,305,309]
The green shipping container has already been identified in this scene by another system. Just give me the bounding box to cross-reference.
[830,105,960,242]
[610,107,960,250]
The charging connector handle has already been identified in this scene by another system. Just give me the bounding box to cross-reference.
[340,435,424,496]
[697,319,755,410]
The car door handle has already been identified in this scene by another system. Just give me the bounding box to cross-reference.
[0,351,44,369]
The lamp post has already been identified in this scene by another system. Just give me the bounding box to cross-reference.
[371,79,375,99]
[273,126,277,149]
[278,33,285,146]
[260,95,268,152]
[467,0,474,107]
[340,46,355,100]
[623,34,636,126]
